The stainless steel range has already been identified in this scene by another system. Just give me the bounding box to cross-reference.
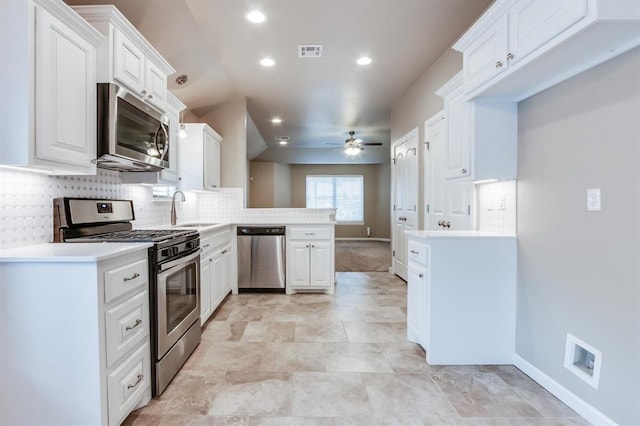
[53,197,201,396]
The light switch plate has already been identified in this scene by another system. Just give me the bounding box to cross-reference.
[587,188,601,212]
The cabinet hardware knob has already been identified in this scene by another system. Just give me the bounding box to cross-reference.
[141,89,147,95]
[419,273,424,278]
[148,94,153,99]
[461,168,467,174]
[125,318,142,331]
[311,245,315,248]
[123,272,140,282]
[506,52,514,60]
[496,61,503,69]
[127,374,144,389]
[210,258,213,262]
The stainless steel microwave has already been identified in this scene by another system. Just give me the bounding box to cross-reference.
[96,83,170,172]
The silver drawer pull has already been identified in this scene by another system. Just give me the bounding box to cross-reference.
[123,272,140,282]
[203,244,210,249]
[127,374,143,389]
[125,319,142,331]
[410,250,419,254]
[305,232,315,236]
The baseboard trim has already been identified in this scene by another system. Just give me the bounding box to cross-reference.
[335,237,390,242]
[513,354,617,425]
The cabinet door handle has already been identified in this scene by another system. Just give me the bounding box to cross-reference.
[461,168,467,174]
[123,272,140,282]
[410,250,419,255]
[306,244,310,248]
[304,233,315,236]
[127,374,144,389]
[125,318,142,331]
[495,61,503,69]
[148,94,153,99]
[419,273,424,278]
[506,52,514,61]
[203,244,210,248]
[141,89,147,96]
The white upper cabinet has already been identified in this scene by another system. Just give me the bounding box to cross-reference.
[507,0,588,64]
[455,0,640,100]
[180,123,222,191]
[0,0,103,175]
[73,5,174,111]
[436,72,518,182]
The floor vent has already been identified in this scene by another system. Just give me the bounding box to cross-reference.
[564,333,602,389]
[299,45,323,58]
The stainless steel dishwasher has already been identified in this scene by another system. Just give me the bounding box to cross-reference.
[237,226,286,291]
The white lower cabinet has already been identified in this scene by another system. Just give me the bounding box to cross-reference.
[199,227,234,325]
[286,225,335,294]
[0,245,152,426]
[406,232,516,365]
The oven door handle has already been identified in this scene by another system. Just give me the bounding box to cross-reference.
[158,249,201,273]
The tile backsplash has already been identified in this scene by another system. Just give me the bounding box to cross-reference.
[476,180,517,235]
[0,169,335,250]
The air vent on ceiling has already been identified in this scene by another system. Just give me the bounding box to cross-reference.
[274,136,289,141]
[299,45,323,58]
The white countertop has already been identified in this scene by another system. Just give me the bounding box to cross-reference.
[0,242,153,263]
[406,230,516,239]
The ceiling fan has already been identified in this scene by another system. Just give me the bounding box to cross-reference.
[342,131,382,155]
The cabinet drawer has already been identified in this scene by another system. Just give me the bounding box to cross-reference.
[407,240,428,268]
[209,229,231,249]
[104,259,147,303]
[107,342,151,426]
[288,227,331,240]
[200,235,213,254]
[105,290,149,367]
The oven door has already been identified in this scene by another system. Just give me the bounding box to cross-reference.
[156,250,200,358]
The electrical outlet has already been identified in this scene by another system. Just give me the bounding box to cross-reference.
[587,188,601,212]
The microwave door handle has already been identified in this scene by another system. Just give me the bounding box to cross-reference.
[159,123,169,161]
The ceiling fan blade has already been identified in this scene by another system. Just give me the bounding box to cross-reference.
[361,142,383,146]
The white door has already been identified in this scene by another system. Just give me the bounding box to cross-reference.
[426,112,472,230]
[288,242,310,286]
[391,128,419,280]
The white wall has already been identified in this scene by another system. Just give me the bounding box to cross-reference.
[517,47,640,425]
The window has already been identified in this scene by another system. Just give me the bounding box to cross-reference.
[306,175,364,223]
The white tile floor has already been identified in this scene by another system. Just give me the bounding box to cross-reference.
[124,272,587,425]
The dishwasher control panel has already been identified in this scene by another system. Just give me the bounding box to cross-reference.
[237,226,286,235]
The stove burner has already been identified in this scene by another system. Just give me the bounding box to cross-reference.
[73,229,196,243]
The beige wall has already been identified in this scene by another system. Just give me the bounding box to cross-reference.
[517,47,640,425]
[273,162,291,208]
[248,161,292,208]
[248,161,274,208]
[390,49,463,228]
[290,164,390,239]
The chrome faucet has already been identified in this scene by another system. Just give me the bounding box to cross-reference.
[170,190,186,226]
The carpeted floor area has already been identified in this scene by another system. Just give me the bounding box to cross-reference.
[335,240,391,272]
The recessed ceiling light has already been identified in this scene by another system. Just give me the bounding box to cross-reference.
[357,56,372,66]
[279,140,288,145]
[260,58,275,67]
[271,117,282,124]
[246,11,266,23]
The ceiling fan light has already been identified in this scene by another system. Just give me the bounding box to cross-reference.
[345,146,361,156]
